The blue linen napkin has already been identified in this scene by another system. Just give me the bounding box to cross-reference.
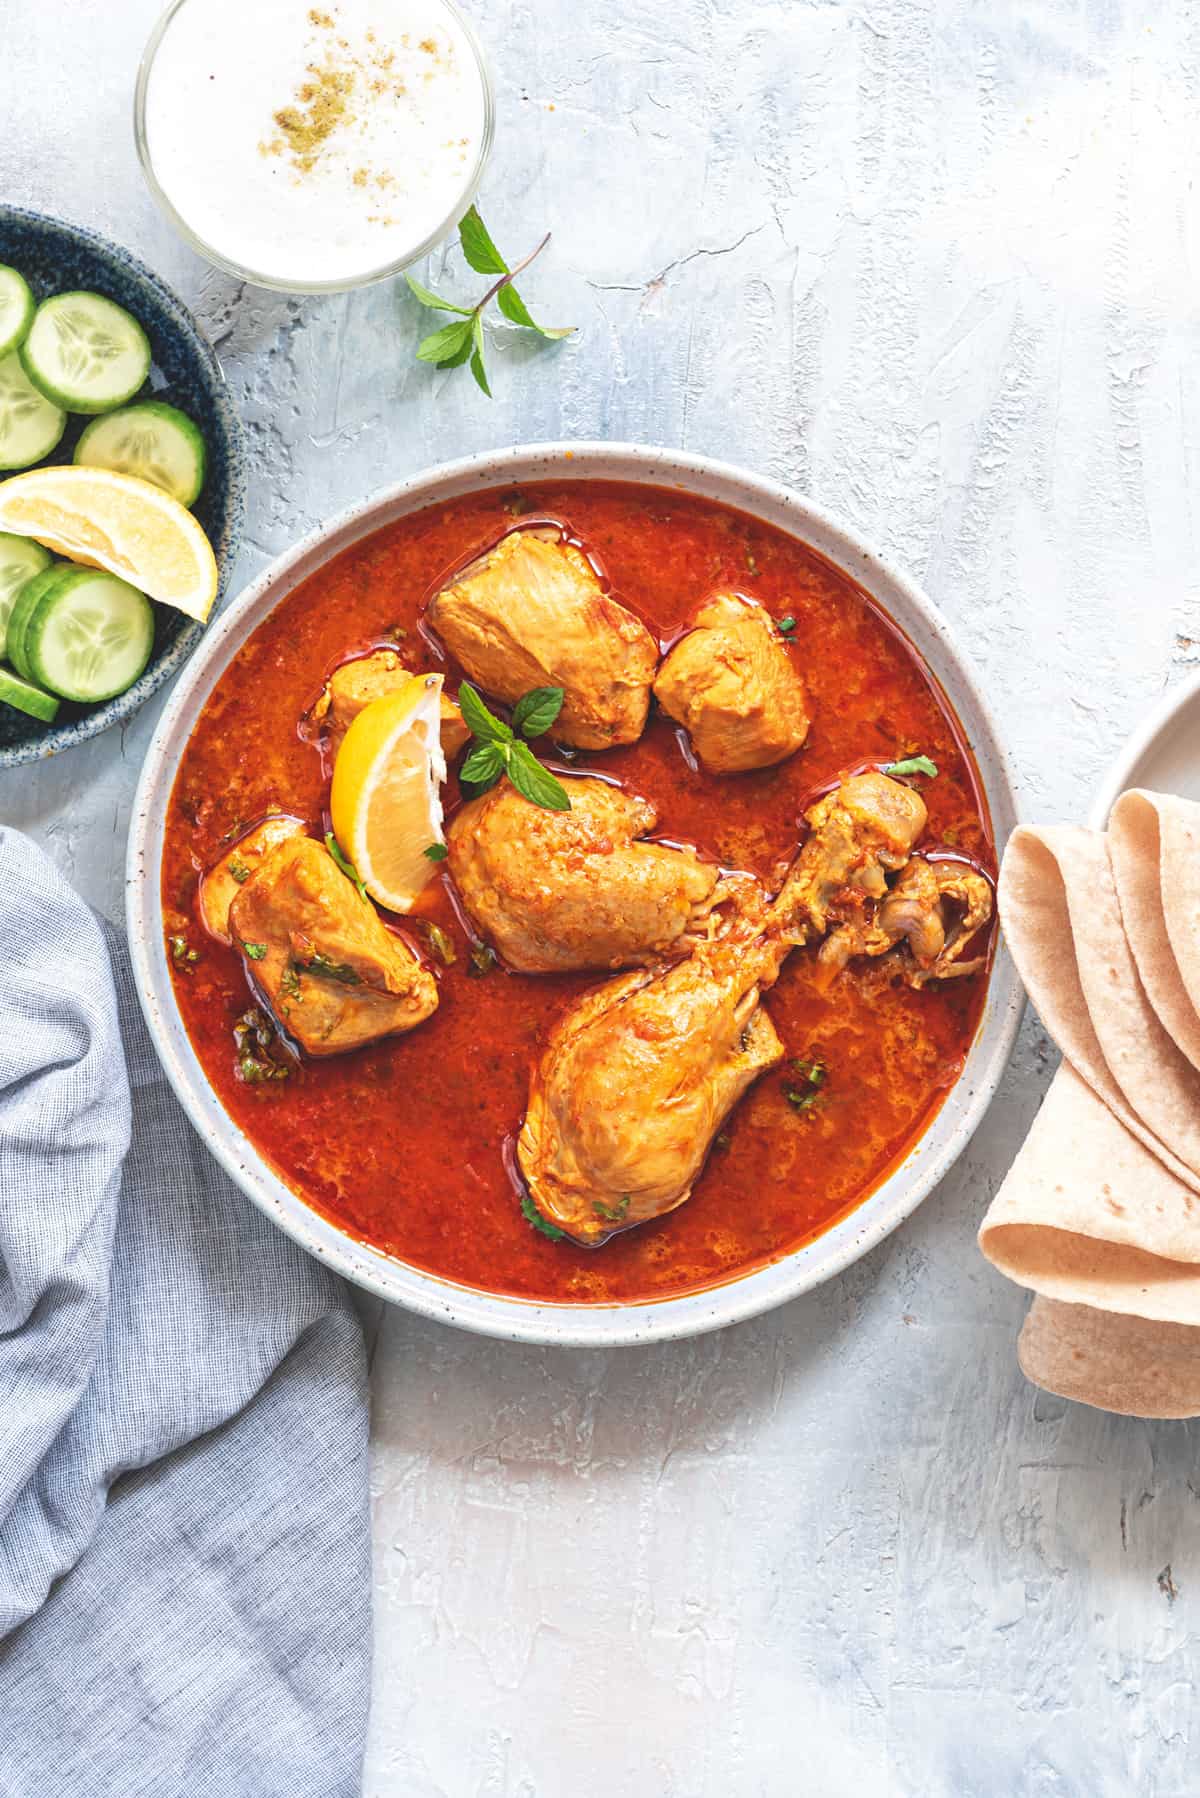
[0,826,371,1796]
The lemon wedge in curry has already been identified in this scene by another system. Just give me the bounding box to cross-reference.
[0,465,218,621]
[330,673,448,912]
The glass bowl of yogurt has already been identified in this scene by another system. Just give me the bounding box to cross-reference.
[135,0,494,293]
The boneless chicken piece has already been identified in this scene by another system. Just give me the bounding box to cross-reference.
[311,648,470,758]
[446,775,719,973]
[228,836,438,1057]
[199,814,309,945]
[772,771,928,941]
[653,593,810,772]
[427,527,658,749]
[518,878,787,1243]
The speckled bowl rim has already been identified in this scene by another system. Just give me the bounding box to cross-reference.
[0,205,244,768]
[126,443,1024,1346]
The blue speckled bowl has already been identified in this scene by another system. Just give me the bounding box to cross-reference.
[0,206,244,767]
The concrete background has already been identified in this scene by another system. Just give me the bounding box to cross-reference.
[4,1,1199,1792]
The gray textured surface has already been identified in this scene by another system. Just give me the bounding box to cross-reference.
[3,2,1198,1793]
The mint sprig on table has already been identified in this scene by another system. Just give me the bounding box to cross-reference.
[457,682,572,811]
[406,207,574,397]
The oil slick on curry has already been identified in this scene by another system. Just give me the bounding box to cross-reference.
[163,483,995,1305]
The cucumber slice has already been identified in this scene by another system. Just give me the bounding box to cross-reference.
[22,567,154,702]
[0,351,67,469]
[0,532,52,657]
[0,662,59,722]
[7,564,72,679]
[20,291,151,415]
[75,401,207,506]
[0,661,59,722]
[0,266,35,359]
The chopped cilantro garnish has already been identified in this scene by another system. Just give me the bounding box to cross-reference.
[417,921,456,966]
[521,1194,565,1240]
[784,1057,827,1114]
[298,949,361,985]
[881,755,938,779]
[324,831,369,902]
[238,1054,289,1086]
[233,1008,290,1086]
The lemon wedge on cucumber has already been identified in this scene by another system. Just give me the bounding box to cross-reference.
[0,466,218,621]
[330,676,448,913]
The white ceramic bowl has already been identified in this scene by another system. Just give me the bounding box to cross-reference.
[1090,669,1200,828]
[126,443,1023,1346]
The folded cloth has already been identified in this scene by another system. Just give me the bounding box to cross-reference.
[0,827,371,1796]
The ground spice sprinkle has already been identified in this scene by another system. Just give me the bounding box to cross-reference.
[260,4,452,186]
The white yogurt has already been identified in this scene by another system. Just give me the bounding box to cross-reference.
[140,0,491,290]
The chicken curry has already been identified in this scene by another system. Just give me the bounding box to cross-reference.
[162,481,995,1304]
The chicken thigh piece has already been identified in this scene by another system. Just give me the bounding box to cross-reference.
[229,836,438,1057]
[446,776,720,973]
[653,592,811,772]
[311,648,470,758]
[427,526,658,749]
[518,879,788,1243]
[772,770,928,942]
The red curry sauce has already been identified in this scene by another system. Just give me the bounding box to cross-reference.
[162,481,994,1305]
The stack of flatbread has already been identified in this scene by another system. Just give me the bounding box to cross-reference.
[979,789,1200,1416]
